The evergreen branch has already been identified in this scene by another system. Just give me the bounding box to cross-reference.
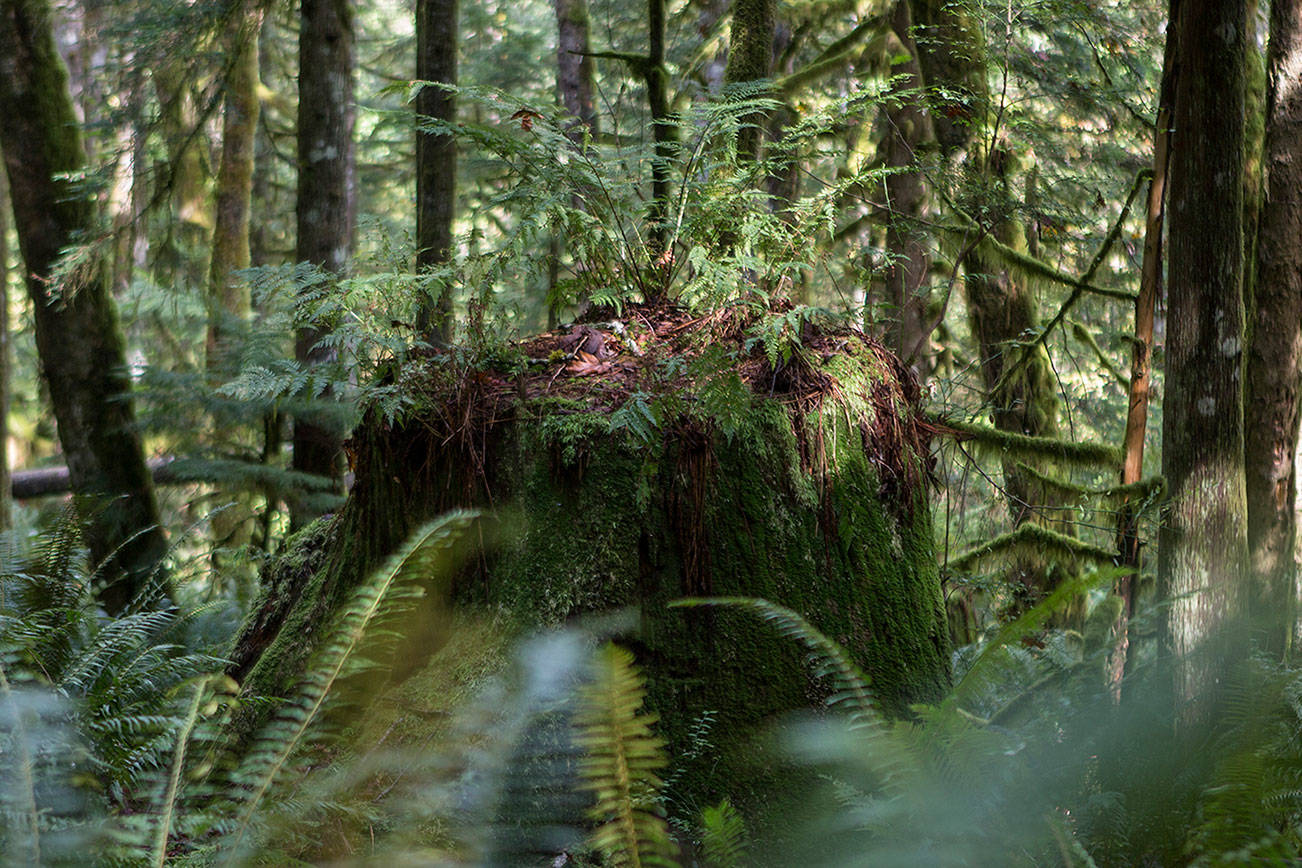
[942,418,1123,467]
[985,169,1150,400]
[1069,320,1129,393]
[1014,463,1164,505]
[946,522,1118,575]
[776,15,889,97]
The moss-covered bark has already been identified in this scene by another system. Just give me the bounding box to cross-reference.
[0,0,167,612]
[229,313,950,804]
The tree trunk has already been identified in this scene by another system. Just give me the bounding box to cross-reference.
[415,0,458,343]
[1246,0,1302,655]
[0,0,166,612]
[909,0,986,158]
[292,0,355,524]
[0,152,11,530]
[549,0,597,328]
[645,0,673,283]
[206,4,262,371]
[883,2,935,379]
[723,0,774,160]
[1160,0,1249,711]
[153,61,213,292]
[227,315,951,806]
[554,0,596,132]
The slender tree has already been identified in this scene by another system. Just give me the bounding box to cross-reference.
[0,153,11,530]
[555,0,596,132]
[154,60,213,292]
[0,0,166,611]
[1246,0,1302,654]
[416,0,458,343]
[883,2,935,378]
[292,0,355,523]
[207,2,262,372]
[646,0,672,276]
[549,0,596,326]
[1159,0,1250,709]
[723,0,774,159]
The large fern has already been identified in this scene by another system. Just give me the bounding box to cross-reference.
[215,509,479,862]
[573,642,678,868]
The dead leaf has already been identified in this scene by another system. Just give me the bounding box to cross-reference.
[509,108,542,131]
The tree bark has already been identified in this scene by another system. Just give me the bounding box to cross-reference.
[415,0,458,343]
[909,0,986,158]
[883,2,935,379]
[206,3,262,372]
[1159,0,1249,711]
[153,61,213,292]
[549,0,597,327]
[0,152,11,530]
[292,0,355,524]
[555,0,596,132]
[0,0,166,612]
[723,0,774,160]
[1246,0,1302,655]
[646,0,673,283]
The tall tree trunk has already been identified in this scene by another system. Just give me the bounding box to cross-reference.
[723,0,774,160]
[1112,44,1175,691]
[0,153,11,531]
[205,4,263,557]
[415,0,458,343]
[883,2,935,379]
[555,0,596,132]
[1160,0,1249,711]
[292,0,354,525]
[1246,0,1302,656]
[206,4,262,371]
[964,187,1068,545]
[154,61,213,292]
[645,0,673,286]
[550,0,596,327]
[909,0,986,158]
[0,0,166,612]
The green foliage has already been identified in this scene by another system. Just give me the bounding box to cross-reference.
[699,798,748,868]
[215,510,479,861]
[574,642,677,867]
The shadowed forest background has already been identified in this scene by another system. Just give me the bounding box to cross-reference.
[0,0,1300,863]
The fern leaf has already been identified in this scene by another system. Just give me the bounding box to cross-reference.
[574,642,678,868]
[218,509,479,862]
[670,597,879,729]
[700,798,747,868]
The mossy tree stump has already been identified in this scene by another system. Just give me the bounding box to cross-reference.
[228,303,951,804]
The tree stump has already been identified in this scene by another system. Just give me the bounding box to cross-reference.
[228,303,951,804]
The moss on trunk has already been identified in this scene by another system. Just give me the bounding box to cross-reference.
[228,306,950,803]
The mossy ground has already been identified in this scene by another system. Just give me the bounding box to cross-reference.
[227,301,951,816]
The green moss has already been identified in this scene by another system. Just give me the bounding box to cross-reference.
[229,328,951,818]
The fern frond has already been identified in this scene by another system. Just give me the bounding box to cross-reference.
[671,597,879,728]
[700,798,747,868]
[217,509,479,862]
[573,642,677,868]
[954,566,1126,711]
